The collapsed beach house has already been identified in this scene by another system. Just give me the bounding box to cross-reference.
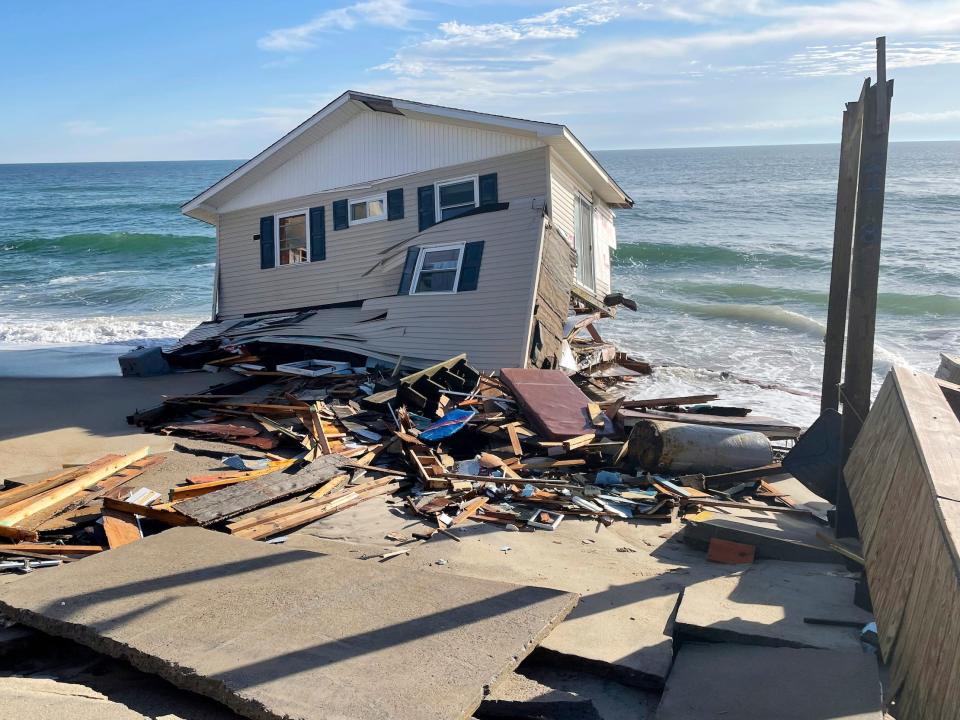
[173,91,634,372]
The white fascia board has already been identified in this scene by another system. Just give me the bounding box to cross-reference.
[391,98,562,139]
[550,128,633,208]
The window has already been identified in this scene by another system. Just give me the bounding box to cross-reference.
[349,193,386,226]
[435,176,478,221]
[276,210,309,266]
[574,195,595,290]
[412,244,464,294]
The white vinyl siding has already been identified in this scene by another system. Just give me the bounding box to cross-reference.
[219,111,543,213]
[216,146,549,319]
[548,149,614,297]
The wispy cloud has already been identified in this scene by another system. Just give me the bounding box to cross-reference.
[63,120,109,137]
[786,39,960,76]
[258,0,425,52]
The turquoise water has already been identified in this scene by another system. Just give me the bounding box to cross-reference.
[1,144,957,424]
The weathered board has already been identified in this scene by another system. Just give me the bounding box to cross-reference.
[844,366,960,720]
[175,454,349,525]
[0,527,578,720]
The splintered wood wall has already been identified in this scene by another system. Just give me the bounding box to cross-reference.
[844,366,960,719]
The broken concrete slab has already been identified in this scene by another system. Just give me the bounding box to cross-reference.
[0,677,148,720]
[683,507,837,563]
[655,644,883,720]
[0,527,578,720]
[674,561,872,651]
[287,496,730,689]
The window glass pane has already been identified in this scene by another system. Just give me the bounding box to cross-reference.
[350,202,368,221]
[440,205,475,222]
[439,180,475,208]
[421,248,460,272]
[278,214,307,265]
[415,270,456,293]
[367,199,385,218]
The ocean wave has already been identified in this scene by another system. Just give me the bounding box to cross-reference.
[2,232,214,255]
[613,241,826,271]
[680,303,827,337]
[0,315,204,345]
[667,282,960,316]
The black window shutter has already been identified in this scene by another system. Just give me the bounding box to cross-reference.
[387,188,404,221]
[259,216,275,269]
[417,185,435,232]
[457,241,485,292]
[398,246,420,295]
[309,206,325,261]
[478,173,498,206]
[332,199,348,230]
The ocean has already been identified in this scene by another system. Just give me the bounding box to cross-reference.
[1,142,958,426]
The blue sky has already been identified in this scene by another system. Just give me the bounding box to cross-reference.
[1,0,959,162]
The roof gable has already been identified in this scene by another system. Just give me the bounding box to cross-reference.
[183,91,631,223]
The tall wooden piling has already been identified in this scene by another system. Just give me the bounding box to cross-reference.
[820,80,868,413]
[835,38,893,538]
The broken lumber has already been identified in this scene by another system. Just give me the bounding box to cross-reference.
[0,448,150,528]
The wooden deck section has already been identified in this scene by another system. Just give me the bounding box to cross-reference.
[844,366,960,720]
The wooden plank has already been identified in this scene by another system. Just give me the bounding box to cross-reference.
[33,456,167,533]
[448,497,489,527]
[0,525,39,542]
[101,497,194,526]
[0,448,150,528]
[702,463,783,489]
[101,509,142,549]
[0,455,123,509]
[235,481,403,540]
[0,544,103,556]
[838,64,893,537]
[821,79,868,413]
[620,394,719,409]
[506,425,522,456]
[175,454,348,525]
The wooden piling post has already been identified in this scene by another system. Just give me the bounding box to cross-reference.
[836,37,893,538]
[820,80,868,413]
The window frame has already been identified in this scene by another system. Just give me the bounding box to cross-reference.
[434,175,479,222]
[348,192,388,227]
[274,208,310,267]
[410,242,465,296]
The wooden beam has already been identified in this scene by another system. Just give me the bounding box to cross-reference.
[838,69,893,539]
[101,497,194,526]
[0,448,150,528]
[821,79,868,413]
[0,544,104,556]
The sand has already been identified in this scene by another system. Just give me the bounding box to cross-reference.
[0,372,231,479]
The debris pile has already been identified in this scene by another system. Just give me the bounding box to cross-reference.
[1,351,814,565]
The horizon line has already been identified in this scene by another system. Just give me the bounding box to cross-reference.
[2,137,958,166]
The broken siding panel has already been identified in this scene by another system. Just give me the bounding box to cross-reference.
[530,226,577,368]
[219,112,544,213]
[362,205,545,370]
[548,149,615,298]
[217,147,549,318]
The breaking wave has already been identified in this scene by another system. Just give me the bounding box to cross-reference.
[613,241,827,271]
[680,303,828,338]
[0,315,203,346]
[2,232,214,256]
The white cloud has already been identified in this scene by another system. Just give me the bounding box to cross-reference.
[63,120,109,137]
[258,0,425,52]
[786,39,960,76]
[895,109,960,123]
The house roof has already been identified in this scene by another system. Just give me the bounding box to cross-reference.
[181,91,633,223]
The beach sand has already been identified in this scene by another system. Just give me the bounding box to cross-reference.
[0,372,232,479]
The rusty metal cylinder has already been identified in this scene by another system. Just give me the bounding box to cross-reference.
[628,419,773,475]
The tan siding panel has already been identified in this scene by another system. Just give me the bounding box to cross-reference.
[217,147,549,319]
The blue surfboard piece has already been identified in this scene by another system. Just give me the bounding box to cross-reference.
[420,409,476,442]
